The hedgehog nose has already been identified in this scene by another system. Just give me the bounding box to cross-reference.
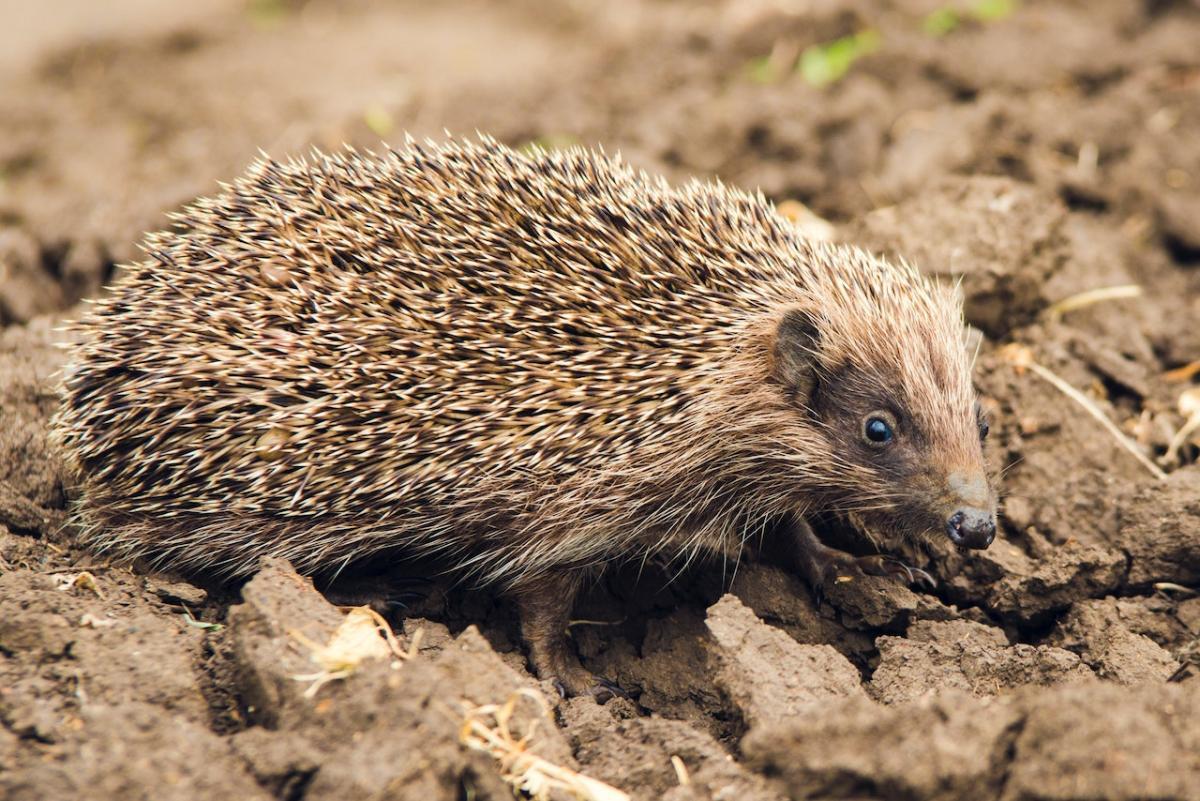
[946,509,995,549]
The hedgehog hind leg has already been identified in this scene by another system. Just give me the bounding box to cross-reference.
[514,570,627,702]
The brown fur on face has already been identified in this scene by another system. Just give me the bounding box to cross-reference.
[779,339,994,543]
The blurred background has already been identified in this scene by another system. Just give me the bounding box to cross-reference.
[1,0,1197,325]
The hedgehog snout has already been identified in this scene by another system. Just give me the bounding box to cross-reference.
[944,470,996,549]
[946,508,995,549]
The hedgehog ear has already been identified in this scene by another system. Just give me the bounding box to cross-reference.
[773,308,819,400]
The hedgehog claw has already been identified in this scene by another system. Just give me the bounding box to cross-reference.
[590,678,630,704]
[856,555,936,589]
[548,673,626,703]
[812,584,827,611]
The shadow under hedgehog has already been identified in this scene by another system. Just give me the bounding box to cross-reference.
[52,137,997,700]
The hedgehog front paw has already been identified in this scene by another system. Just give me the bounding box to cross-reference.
[798,545,937,608]
[797,546,862,604]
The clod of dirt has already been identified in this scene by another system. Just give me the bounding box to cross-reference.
[226,557,576,801]
[818,573,921,631]
[975,342,1157,551]
[870,619,1092,704]
[146,576,208,607]
[229,727,323,800]
[874,99,1003,203]
[0,317,67,514]
[1100,594,1197,654]
[402,617,454,656]
[0,523,49,571]
[744,682,1200,801]
[227,558,347,728]
[1179,598,1200,636]
[0,480,58,535]
[589,609,730,740]
[0,567,209,745]
[1048,598,1180,683]
[924,6,1128,95]
[1115,466,1200,588]
[845,176,1067,337]
[559,699,785,801]
[729,562,874,662]
[1122,89,1200,254]
[744,690,1019,801]
[0,702,271,801]
[0,229,65,326]
[1000,683,1200,801]
[704,595,865,729]
[587,591,870,742]
[953,539,1124,626]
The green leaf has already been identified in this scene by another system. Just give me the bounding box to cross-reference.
[971,0,1017,22]
[923,8,960,36]
[363,105,395,137]
[181,609,223,632]
[746,55,780,84]
[799,30,882,87]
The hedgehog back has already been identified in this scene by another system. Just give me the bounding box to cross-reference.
[55,140,818,576]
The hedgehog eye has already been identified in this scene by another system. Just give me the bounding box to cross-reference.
[862,412,896,448]
[976,404,990,442]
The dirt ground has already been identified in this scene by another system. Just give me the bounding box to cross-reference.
[2,1,1200,799]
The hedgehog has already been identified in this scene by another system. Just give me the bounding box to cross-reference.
[52,137,997,699]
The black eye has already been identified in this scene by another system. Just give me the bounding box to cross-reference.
[863,415,895,446]
[976,403,990,442]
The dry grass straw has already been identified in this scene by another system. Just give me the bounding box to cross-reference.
[1042,284,1142,322]
[1164,360,1200,383]
[459,688,630,801]
[291,606,420,698]
[670,755,691,786]
[999,343,1167,481]
[1164,386,1200,467]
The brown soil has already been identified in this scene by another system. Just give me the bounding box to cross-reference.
[2,1,1199,799]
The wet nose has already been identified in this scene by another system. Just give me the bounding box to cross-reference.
[946,508,996,549]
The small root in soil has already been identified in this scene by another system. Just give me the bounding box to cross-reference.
[459,688,630,801]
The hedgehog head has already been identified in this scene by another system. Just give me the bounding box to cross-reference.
[764,244,996,550]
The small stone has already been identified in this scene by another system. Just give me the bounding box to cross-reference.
[148,577,208,607]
